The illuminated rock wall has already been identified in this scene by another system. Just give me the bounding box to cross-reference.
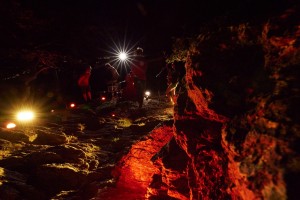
[147,6,300,200]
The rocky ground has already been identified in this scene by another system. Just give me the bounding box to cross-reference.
[0,96,174,200]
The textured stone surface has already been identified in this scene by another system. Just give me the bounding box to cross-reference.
[145,5,300,200]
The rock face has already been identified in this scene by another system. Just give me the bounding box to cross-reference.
[96,124,174,200]
[145,6,300,200]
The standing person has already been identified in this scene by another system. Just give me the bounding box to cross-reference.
[130,47,148,108]
[77,65,92,102]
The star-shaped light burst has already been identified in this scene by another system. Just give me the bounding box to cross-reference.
[104,38,137,73]
[118,52,128,61]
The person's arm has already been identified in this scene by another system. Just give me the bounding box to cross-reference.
[114,68,119,77]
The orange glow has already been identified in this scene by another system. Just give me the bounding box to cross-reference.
[99,126,174,199]
[170,97,175,105]
[6,122,16,129]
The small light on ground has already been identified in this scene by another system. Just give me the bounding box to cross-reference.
[70,103,76,108]
[6,122,16,129]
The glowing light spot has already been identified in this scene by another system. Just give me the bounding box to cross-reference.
[16,111,34,122]
[6,122,16,129]
[101,97,106,101]
[112,113,116,117]
[118,52,128,61]
[70,103,76,108]
[103,38,137,73]
[144,90,150,100]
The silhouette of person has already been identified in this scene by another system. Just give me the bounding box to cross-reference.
[129,47,148,108]
[77,65,92,102]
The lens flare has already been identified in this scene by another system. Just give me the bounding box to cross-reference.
[16,110,34,122]
[102,37,138,74]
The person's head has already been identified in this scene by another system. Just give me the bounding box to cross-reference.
[85,65,92,73]
[135,47,143,56]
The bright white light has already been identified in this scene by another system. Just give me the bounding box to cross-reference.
[16,110,34,122]
[145,91,150,96]
[70,103,76,108]
[103,37,137,74]
[118,52,128,61]
[6,122,16,129]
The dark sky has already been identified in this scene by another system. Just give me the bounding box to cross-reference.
[21,0,209,53]
[19,1,290,50]
[0,0,295,98]
[1,0,293,61]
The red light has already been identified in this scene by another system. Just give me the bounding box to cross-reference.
[101,97,106,101]
[70,103,76,108]
[112,113,115,117]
